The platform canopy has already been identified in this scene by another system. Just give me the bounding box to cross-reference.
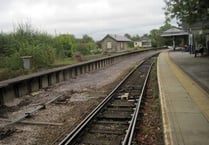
[161,28,189,51]
[161,27,188,37]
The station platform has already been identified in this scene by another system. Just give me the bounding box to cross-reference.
[157,51,209,145]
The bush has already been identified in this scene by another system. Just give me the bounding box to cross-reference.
[53,34,75,58]
[37,47,56,67]
[0,23,100,78]
[45,47,56,64]
[0,57,7,68]
[90,48,102,54]
[6,53,22,70]
[74,43,91,55]
[17,45,56,69]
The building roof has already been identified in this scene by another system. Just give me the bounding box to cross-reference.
[161,27,189,37]
[101,34,131,42]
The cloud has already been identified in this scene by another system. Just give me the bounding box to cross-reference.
[0,0,166,40]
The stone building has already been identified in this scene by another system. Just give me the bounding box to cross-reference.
[100,34,131,52]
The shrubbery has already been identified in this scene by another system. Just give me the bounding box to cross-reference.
[0,23,57,70]
[0,23,99,80]
[6,52,22,70]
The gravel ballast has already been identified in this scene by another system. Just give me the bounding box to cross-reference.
[0,51,160,145]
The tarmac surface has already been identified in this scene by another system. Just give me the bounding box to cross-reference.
[157,50,209,145]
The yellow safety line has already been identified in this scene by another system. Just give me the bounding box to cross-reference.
[158,51,209,145]
[167,52,209,122]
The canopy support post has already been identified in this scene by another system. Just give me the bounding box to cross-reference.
[173,36,176,51]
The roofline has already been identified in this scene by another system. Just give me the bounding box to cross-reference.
[161,27,189,37]
[109,34,131,42]
[161,33,189,37]
[100,34,131,42]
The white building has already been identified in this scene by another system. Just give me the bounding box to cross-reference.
[134,37,152,48]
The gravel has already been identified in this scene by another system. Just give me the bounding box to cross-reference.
[134,60,164,145]
[0,51,159,145]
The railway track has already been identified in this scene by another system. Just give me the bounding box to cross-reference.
[57,56,156,145]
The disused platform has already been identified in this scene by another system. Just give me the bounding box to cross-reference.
[158,51,209,145]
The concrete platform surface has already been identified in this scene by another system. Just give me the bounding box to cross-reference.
[169,51,209,93]
[158,51,209,145]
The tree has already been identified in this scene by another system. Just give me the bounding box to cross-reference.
[124,33,132,40]
[74,34,98,55]
[159,23,173,32]
[82,34,94,43]
[0,23,57,69]
[132,35,140,41]
[164,0,209,27]
[54,34,75,57]
[123,33,134,48]
[149,23,173,47]
[0,33,12,56]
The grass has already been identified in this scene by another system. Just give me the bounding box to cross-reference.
[0,68,5,73]
[84,54,104,60]
[51,53,104,67]
[0,50,144,81]
[0,53,105,81]
[52,57,75,67]
[52,49,148,68]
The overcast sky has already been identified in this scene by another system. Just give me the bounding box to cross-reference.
[0,0,167,40]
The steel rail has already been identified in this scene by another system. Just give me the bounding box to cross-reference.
[125,62,153,145]
[58,60,145,145]
[58,57,155,145]
[121,62,153,145]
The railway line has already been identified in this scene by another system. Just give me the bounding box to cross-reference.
[57,56,156,145]
[1,47,207,145]
[0,50,163,145]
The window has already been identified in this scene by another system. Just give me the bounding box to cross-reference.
[107,42,112,49]
[120,42,124,49]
